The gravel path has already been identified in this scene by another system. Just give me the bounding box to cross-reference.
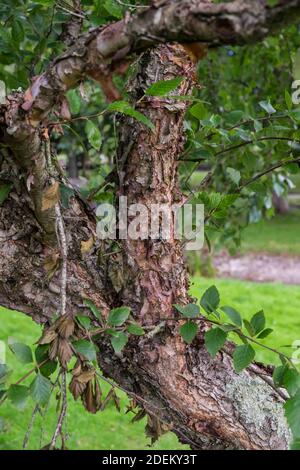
[214,252,300,285]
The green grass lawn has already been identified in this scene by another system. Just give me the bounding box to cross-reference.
[0,308,188,451]
[1,276,299,450]
[241,209,300,255]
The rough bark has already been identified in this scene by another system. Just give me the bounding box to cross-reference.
[0,41,290,449]
[2,0,300,128]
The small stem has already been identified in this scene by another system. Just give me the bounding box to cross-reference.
[49,370,68,450]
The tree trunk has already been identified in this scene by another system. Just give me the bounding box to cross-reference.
[0,42,290,450]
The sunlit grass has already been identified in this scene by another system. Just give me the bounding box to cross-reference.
[1,276,299,449]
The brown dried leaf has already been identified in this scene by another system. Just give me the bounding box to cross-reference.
[39,327,57,345]
[131,408,146,423]
[76,369,95,384]
[71,359,82,377]
[49,337,59,360]
[69,376,87,400]
[57,338,73,368]
[57,316,75,339]
[111,389,121,412]
[41,181,60,212]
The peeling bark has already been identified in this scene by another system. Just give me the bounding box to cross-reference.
[0,43,290,450]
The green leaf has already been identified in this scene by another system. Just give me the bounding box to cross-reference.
[179,321,198,344]
[76,315,92,330]
[84,299,102,321]
[243,319,255,337]
[107,101,154,130]
[284,391,300,440]
[221,306,242,327]
[60,184,75,209]
[110,332,128,354]
[12,20,24,44]
[259,100,276,114]
[283,369,300,397]
[104,0,123,18]
[67,89,81,115]
[34,345,57,377]
[273,364,289,387]
[174,303,200,318]
[189,102,208,120]
[30,373,52,406]
[8,385,29,410]
[0,364,11,385]
[233,344,255,373]
[285,89,293,111]
[85,121,102,151]
[226,167,241,185]
[204,328,227,358]
[0,184,12,205]
[145,77,183,97]
[257,328,273,339]
[9,342,33,364]
[108,306,130,326]
[225,110,244,125]
[200,285,220,313]
[73,340,97,361]
[127,323,145,336]
[250,310,265,335]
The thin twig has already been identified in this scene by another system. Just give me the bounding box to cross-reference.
[49,371,68,450]
[55,204,68,317]
[23,404,40,449]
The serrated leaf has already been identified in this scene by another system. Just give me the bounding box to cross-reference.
[179,321,198,344]
[30,373,51,406]
[200,285,220,313]
[233,344,255,373]
[221,306,242,327]
[84,299,102,321]
[127,323,145,336]
[76,315,92,330]
[226,167,241,185]
[8,385,29,410]
[204,328,227,358]
[85,120,102,151]
[174,303,200,318]
[108,307,130,326]
[145,77,183,97]
[73,340,97,362]
[107,101,154,130]
[110,332,128,354]
[250,310,265,335]
[9,342,33,364]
